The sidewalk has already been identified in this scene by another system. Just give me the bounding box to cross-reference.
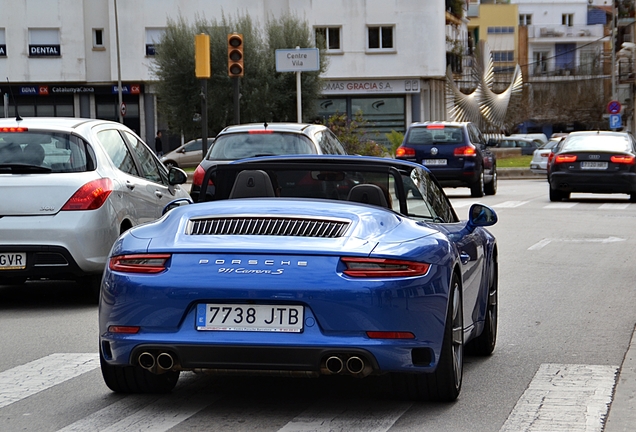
[604,325,636,431]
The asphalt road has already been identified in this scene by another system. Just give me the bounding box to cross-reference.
[1,178,635,431]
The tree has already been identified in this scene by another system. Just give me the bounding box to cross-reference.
[325,112,384,157]
[152,13,327,140]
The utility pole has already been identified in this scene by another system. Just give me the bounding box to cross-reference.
[114,0,123,124]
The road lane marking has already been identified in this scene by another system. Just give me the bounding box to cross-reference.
[500,364,618,432]
[528,237,626,250]
[277,399,412,432]
[599,203,630,210]
[0,353,99,409]
[60,391,215,432]
[528,239,552,250]
[544,203,578,209]
[492,201,529,208]
[450,201,480,208]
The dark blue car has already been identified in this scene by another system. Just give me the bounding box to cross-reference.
[396,121,498,197]
[98,155,499,402]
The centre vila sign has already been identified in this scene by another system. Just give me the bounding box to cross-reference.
[275,48,320,72]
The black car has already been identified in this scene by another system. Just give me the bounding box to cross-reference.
[548,130,636,202]
[190,123,347,201]
[396,121,497,197]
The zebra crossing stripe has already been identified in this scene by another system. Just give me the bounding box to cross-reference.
[492,201,528,208]
[0,353,99,409]
[277,398,412,432]
[499,364,618,432]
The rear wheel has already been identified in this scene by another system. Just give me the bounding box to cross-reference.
[470,172,485,198]
[484,169,497,196]
[163,160,177,169]
[549,187,569,202]
[392,273,463,401]
[100,349,179,393]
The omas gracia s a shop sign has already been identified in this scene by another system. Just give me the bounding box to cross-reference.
[29,44,60,57]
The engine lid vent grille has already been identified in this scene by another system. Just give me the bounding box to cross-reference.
[187,216,350,238]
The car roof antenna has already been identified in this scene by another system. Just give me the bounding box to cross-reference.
[6,78,22,121]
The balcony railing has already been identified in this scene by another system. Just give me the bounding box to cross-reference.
[526,24,604,39]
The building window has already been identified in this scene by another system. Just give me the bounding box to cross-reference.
[367,26,394,50]
[315,27,342,51]
[562,14,574,27]
[93,29,104,50]
[28,28,61,57]
[534,51,549,75]
[487,27,514,34]
[145,28,164,56]
[519,14,532,26]
[492,51,514,62]
[0,28,5,57]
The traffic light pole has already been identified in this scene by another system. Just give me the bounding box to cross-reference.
[296,70,302,123]
[233,77,240,124]
[201,80,208,156]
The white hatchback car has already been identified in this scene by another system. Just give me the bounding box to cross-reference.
[0,117,190,294]
[529,137,562,174]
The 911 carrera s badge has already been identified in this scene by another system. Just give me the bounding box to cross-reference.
[201,258,308,275]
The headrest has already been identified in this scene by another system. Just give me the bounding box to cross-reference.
[347,184,389,208]
[229,169,275,198]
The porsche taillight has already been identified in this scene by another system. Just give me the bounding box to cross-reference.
[454,146,477,157]
[341,257,430,278]
[109,254,171,273]
[61,178,113,211]
[395,146,415,158]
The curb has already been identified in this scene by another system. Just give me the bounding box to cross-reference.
[498,168,546,180]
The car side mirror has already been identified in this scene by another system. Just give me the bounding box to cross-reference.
[168,167,188,185]
[467,204,497,228]
[179,148,186,153]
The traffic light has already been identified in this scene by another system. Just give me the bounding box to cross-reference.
[194,33,210,78]
[227,33,244,77]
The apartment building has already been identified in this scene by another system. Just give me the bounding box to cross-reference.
[0,0,452,148]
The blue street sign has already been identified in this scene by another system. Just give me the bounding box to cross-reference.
[610,114,622,129]
[608,100,622,114]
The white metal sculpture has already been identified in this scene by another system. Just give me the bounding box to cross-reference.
[446,41,523,133]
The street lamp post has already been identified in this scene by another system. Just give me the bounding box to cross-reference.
[114,0,123,124]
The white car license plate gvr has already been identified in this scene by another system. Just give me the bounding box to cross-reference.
[196,303,304,332]
[0,253,26,270]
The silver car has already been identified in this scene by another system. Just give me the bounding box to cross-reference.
[530,137,562,174]
[0,117,190,295]
[160,138,214,169]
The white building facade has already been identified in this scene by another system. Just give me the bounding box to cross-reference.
[0,0,450,148]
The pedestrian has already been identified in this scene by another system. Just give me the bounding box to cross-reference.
[155,130,163,156]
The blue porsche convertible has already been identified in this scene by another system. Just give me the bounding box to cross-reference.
[98,155,498,402]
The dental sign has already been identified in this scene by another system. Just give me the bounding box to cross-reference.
[28,44,60,57]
